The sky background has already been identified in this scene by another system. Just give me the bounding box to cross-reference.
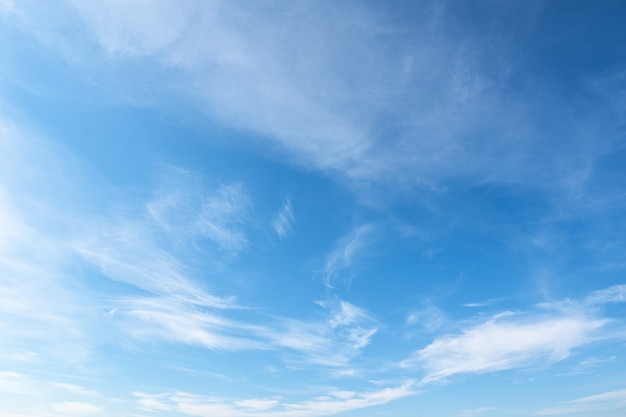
[1,1,626,416]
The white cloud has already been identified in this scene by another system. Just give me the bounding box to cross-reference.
[272,199,295,239]
[234,398,279,410]
[9,0,597,194]
[0,120,101,363]
[112,290,377,369]
[146,167,251,255]
[0,372,103,416]
[406,301,446,332]
[263,299,377,367]
[0,115,249,364]
[585,284,626,305]
[319,224,376,288]
[51,401,101,414]
[537,388,626,415]
[0,372,32,395]
[70,0,192,57]
[50,383,98,397]
[74,220,236,308]
[457,407,497,417]
[135,381,414,417]
[135,392,174,412]
[324,299,371,328]
[402,285,626,383]
[404,313,606,383]
[115,296,264,350]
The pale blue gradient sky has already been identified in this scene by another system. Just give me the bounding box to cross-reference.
[1,1,626,416]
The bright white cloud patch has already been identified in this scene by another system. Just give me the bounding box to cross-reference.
[405,313,606,382]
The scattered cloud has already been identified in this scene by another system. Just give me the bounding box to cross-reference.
[114,295,264,351]
[261,298,378,367]
[537,388,626,415]
[272,199,295,239]
[146,167,251,255]
[0,371,32,395]
[2,2,626,416]
[406,301,446,332]
[0,120,101,363]
[406,313,605,383]
[0,370,103,415]
[457,407,497,417]
[585,284,626,305]
[319,224,376,288]
[9,0,610,194]
[134,381,415,417]
[74,215,237,309]
[113,290,377,369]
[402,285,626,383]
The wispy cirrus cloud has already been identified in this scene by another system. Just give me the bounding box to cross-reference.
[0,113,379,373]
[111,291,379,369]
[319,224,376,288]
[585,284,626,305]
[457,407,497,417]
[134,380,415,417]
[0,119,104,363]
[8,0,619,196]
[406,301,446,333]
[272,199,295,239]
[537,388,626,416]
[113,295,264,351]
[146,166,251,256]
[0,370,104,415]
[403,286,626,383]
[265,298,378,367]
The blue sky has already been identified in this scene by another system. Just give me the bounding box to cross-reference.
[1,1,626,416]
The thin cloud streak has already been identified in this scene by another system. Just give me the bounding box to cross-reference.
[113,296,266,351]
[320,224,376,288]
[8,0,617,195]
[272,199,295,239]
[146,167,251,256]
[0,114,380,372]
[537,388,626,415]
[135,381,415,417]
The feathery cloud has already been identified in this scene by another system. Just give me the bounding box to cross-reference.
[319,224,376,288]
[135,381,415,417]
[402,286,626,383]
[537,388,626,416]
[272,199,295,239]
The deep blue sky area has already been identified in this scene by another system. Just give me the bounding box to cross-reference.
[1,1,626,416]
